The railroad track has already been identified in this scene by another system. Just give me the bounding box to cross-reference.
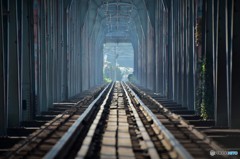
[2,84,107,159]
[2,82,227,159]
[127,83,228,159]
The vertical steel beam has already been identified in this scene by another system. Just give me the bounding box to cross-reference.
[73,2,77,94]
[50,0,54,105]
[213,0,219,125]
[174,0,180,103]
[99,41,104,84]
[203,0,214,117]
[52,0,58,102]
[146,19,154,90]
[21,0,34,120]
[167,0,173,99]
[8,0,21,127]
[68,7,72,95]
[155,0,159,93]
[140,35,143,85]
[82,21,87,90]
[76,1,79,91]
[157,2,164,95]
[188,0,195,110]
[137,39,142,84]
[63,1,68,99]
[230,0,240,128]
[143,34,147,88]
[47,0,53,106]
[39,0,48,112]
[177,0,183,104]
[78,1,82,91]
[226,0,232,126]
[58,0,63,101]
[215,0,228,126]
[186,0,190,108]
[134,42,138,82]
[47,0,51,104]
[28,0,35,119]
[182,0,188,107]
[70,5,73,95]
[163,8,167,96]
[181,0,185,104]
[173,0,178,101]
[0,0,6,134]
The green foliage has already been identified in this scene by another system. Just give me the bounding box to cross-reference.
[103,76,112,83]
[195,60,205,118]
[200,102,208,120]
[202,62,206,73]
[196,59,214,120]
[203,59,214,119]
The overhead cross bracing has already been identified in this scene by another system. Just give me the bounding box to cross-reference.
[89,0,153,48]
[0,0,159,135]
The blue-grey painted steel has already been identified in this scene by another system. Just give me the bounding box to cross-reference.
[39,0,48,112]
[167,0,173,99]
[21,0,35,120]
[188,0,195,110]
[8,0,21,127]
[216,0,229,126]
[146,19,155,91]
[230,0,240,128]
[0,0,6,134]
[182,0,187,108]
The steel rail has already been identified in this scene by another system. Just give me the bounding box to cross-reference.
[123,82,194,159]
[76,82,114,158]
[128,82,224,151]
[43,83,113,159]
[7,85,105,158]
[121,82,160,159]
